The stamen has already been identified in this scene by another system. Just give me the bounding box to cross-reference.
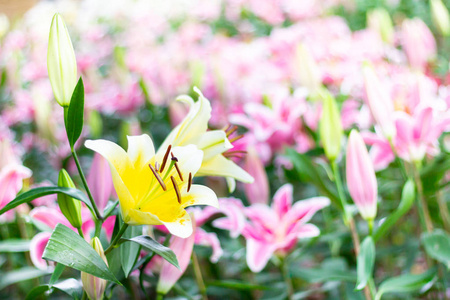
[160,145,172,173]
[170,176,182,204]
[226,125,238,137]
[228,134,244,143]
[222,124,231,132]
[187,173,192,192]
[155,161,160,172]
[223,150,247,159]
[174,162,183,181]
[170,153,178,162]
[149,164,166,191]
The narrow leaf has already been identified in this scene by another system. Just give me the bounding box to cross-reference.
[0,239,30,252]
[42,223,120,284]
[25,285,50,300]
[374,179,415,242]
[0,267,51,290]
[0,186,93,216]
[120,226,142,277]
[375,269,436,300]
[356,237,376,290]
[49,263,66,286]
[119,235,179,269]
[422,229,450,268]
[207,280,269,291]
[65,77,85,149]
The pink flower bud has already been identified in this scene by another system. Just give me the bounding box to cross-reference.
[346,130,378,220]
[244,147,269,204]
[362,64,396,140]
[87,153,114,212]
[401,18,436,71]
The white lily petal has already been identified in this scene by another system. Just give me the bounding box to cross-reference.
[181,184,219,209]
[226,177,236,193]
[127,134,155,169]
[198,130,233,161]
[162,211,193,238]
[171,145,204,177]
[198,155,254,183]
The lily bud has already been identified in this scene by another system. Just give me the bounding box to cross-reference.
[81,238,107,300]
[47,13,77,107]
[57,169,82,229]
[367,8,394,43]
[295,43,321,97]
[401,18,436,71]
[319,90,342,162]
[244,146,269,204]
[430,0,450,36]
[0,14,9,40]
[362,63,396,140]
[346,130,378,221]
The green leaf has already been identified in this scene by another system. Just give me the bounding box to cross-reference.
[0,186,93,216]
[356,237,376,290]
[375,269,437,300]
[25,285,50,300]
[119,235,179,269]
[291,258,356,283]
[53,278,83,299]
[49,263,66,286]
[374,179,415,242]
[207,280,269,291]
[285,148,339,207]
[65,77,85,149]
[0,267,51,290]
[42,223,120,284]
[422,229,450,268]
[120,226,142,277]
[0,239,30,252]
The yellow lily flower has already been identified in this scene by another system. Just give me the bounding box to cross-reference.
[85,134,218,238]
[157,87,254,191]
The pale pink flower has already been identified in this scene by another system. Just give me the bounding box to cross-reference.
[87,153,115,212]
[346,130,378,220]
[244,146,269,205]
[400,18,437,71]
[242,184,329,272]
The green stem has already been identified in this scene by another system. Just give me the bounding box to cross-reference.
[413,164,433,233]
[331,161,349,220]
[156,293,164,300]
[77,227,85,239]
[368,219,374,236]
[72,150,102,221]
[104,223,129,255]
[281,258,294,300]
[192,252,208,300]
[436,189,450,233]
[388,139,407,181]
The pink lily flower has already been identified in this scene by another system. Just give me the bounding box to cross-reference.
[346,130,378,221]
[242,184,330,272]
[212,198,247,239]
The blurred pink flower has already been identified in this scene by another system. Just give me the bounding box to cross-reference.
[244,146,269,205]
[346,130,378,220]
[242,184,329,272]
[400,18,436,71]
[87,153,115,212]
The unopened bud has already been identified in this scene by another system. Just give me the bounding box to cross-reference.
[81,237,107,300]
[431,0,450,36]
[47,13,77,107]
[319,89,342,162]
[57,169,82,229]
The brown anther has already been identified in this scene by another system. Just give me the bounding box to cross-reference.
[226,125,238,137]
[222,124,231,132]
[228,134,244,143]
[170,176,182,204]
[149,164,166,191]
[187,173,192,192]
[160,145,172,173]
[170,152,178,162]
[174,162,183,181]
[155,161,160,172]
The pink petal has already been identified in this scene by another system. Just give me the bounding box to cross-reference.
[30,207,74,230]
[246,238,276,273]
[87,153,114,212]
[272,184,293,218]
[30,232,52,271]
[195,228,223,263]
[283,197,330,229]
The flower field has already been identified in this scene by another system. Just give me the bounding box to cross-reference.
[0,0,449,299]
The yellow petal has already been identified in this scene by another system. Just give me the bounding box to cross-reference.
[198,155,254,183]
[125,208,162,226]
